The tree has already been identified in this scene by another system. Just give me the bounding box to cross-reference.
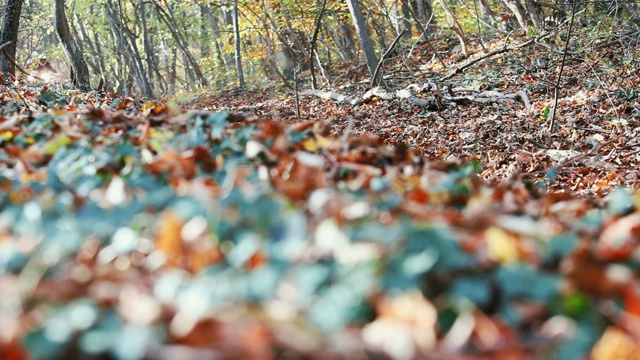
[105,0,153,97]
[345,0,380,85]
[0,0,24,78]
[233,0,245,88]
[53,0,91,90]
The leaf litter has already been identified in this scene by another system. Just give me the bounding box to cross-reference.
[0,32,640,359]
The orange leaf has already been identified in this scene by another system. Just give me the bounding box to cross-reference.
[155,211,185,268]
[591,326,640,360]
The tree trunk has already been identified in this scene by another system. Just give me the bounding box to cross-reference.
[151,0,208,87]
[0,0,24,77]
[140,0,156,95]
[396,0,412,38]
[106,0,153,97]
[345,0,380,85]
[501,0,531,31]
[73,15,101,76]
[523,0,544,32]
[198,4,211,59]
[53,0,91,90]
[232,0,245,88]
[323,17,354,61]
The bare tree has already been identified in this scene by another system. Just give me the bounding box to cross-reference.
[151,0,208,87]
[346,0,380,85]
[105,0,153,97]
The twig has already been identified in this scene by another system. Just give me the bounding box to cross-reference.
[440,33,548,81]
[472,0,487,51]
[293,65,301,122]
[370,29,407,88]
[534,37,580,55]
[548,0,578,132]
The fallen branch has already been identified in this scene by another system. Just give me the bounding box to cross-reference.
[301,89,359,105]
[440,32,549,81]
[302,82,530,110]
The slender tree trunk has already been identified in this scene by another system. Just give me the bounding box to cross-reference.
[346,0,380,84]
[169,44,176,94]
[106,0,152,97]
[323,17,353,61]
[140,1,156,95]
[232,0,245,88]
[73,15,102,76]
[151,0,208,87]
[0,0,24,77]
[54,0,91,90]
[198,4,211,59]
[396,0,412,38]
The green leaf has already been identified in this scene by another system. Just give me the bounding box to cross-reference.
[452,276,492,307]
[205,111,229,140]
[38,92,57,107]
[607,188,635,215]
[496,265,560,301]
[23,329,67,360]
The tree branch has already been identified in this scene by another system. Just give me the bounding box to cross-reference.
[370,28,407,88]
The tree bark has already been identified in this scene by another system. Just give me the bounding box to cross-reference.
[54,0,91,90]
[345,0,380,85]
[0,0,24,77]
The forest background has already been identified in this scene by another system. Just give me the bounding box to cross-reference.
[3,0,632,97]
[1,0,640,359]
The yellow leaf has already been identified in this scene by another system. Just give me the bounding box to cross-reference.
[485,227,519,264]
[44,134,73,154]
[302,138,317,152]
[315,135,335,149]
[141,100,155,111]
[0,131,13,141]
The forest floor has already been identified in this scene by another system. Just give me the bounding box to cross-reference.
[186,30,640,200]
[1,28,640,360]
